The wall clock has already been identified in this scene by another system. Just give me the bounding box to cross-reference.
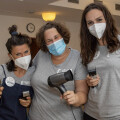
[26,23,35,33]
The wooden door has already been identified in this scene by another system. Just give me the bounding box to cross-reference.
[30,38,40,59]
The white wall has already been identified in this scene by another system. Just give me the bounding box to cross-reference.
[0,15,80,64]
[66,22,80,50]
[113,16,120,32]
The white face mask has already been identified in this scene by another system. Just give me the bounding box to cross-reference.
[12,55,31,70]
[88,23,106,39]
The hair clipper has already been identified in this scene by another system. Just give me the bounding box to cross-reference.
[88,69,97,88]
[22,91,30,100]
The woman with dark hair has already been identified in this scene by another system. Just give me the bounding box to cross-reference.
[28,21,88,120]
[80,3,120,120]
[0,25,35,120]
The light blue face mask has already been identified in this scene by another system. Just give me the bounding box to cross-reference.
[47,38,66,56]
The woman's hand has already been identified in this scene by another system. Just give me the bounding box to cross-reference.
[19,97,31,107]
[62,91,79,106]
[0,87,4,98]
[86,74,100,87]
[61,79,89,107]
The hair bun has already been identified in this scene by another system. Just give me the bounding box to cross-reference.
[8,25,18,36]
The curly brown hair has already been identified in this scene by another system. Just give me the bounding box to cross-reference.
[80,3,120,66]
[36,21,70,52]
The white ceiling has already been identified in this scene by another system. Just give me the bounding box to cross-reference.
[0,0,120,22]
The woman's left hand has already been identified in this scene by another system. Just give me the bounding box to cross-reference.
[62,91,78,105]
[19,97,31,107]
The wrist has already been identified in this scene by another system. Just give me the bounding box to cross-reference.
[73,94,80,107]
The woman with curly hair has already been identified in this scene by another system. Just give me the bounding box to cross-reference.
[28,22,88,120]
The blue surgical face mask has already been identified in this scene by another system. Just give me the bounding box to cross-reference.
[47,38,66,56]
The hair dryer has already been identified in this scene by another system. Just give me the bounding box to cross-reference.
[48,70,73,94]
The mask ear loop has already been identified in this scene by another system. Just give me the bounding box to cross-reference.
[42,41,50,52]
[10,54,15,61]
[43,40,46,46]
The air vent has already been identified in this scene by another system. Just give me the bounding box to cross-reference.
[68,0,79,4]
[115,4,120,11]
[94,0,103,4]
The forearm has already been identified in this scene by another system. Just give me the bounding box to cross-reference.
[63,80,89,107]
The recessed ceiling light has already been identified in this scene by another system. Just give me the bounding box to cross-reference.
[28,11,35,14]
[42,12,56,21]
[18,0,24,2]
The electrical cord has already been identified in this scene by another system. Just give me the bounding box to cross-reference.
[70,106,76,120]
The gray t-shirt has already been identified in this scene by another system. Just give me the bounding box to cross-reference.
[84,45,120,120]
[0,64,35,86]
[29,48,87,120]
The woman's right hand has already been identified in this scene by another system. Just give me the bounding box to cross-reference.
[19,97,31,108]
[62,91,78,106]
[0,87,4,98]
[86,74,100,87]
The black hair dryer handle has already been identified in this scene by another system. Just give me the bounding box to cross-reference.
[57,84,67,95]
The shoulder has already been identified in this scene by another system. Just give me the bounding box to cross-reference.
[70,48,80,57]
[25,65,35,80]
[32,50,48,65]
[0,64,7,71]
[0,64,3,72]
[28,65,35,73]
[0,64,6,79]
[70,48,82,61]
[34,50,44,59]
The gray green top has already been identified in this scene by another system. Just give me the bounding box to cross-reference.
[29,48,87,120]
[0,64,35,86]
[85,44,120,120]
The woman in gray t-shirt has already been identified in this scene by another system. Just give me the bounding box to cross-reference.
[29,22,88,120]
[0,25,35,120]
[80,3,120,120]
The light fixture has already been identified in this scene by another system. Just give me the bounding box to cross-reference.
[18,0,24,1]
[42,12,56,21]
